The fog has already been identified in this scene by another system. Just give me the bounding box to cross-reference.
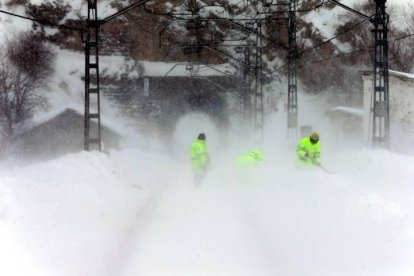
[1,109,414,276]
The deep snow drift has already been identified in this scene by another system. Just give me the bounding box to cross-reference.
[1,122,414,276]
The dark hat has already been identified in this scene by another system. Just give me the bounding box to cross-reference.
[310,132,319,143]
[197,133,206,140]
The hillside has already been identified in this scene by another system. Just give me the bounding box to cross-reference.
[2,0,413,92]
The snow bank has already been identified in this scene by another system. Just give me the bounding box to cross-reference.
[0,147,178,276]
[1,141,414,276]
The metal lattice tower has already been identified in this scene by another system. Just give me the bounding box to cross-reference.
[241,47,252,121]
[287,0,298,141]
[254,20,264,140]
[371,0,389,148]
[84,0,101,151]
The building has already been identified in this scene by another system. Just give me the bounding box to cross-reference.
[11,109,121,161]
[100,61,240,132]
[325,106,364,149]
[361,70,414,154]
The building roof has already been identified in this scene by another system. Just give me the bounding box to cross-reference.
[99,55,236,78]
[326,106,364,118]
[389,70,414,79]
[360,69,414,82]
[12,108,120,160]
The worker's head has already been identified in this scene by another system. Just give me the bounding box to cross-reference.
[251,150,264,161]
[197,133,206,140]
[310,132,319,144]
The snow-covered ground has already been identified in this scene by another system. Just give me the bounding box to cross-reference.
[1,132,414,276]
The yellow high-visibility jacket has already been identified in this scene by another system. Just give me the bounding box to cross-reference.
[236,150,264,166]
[296,137,320,167]
[190,139,209,172]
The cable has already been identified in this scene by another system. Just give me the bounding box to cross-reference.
[296,0,328,13]
[0,9,84,31]
[392,33,414,41]
[299,47,369,67]
[257,0,327,15]
[300,18,369,55]
[265,46,368,77]
[296,0,321,8]
[328,0,372,21]
[267,31,414,76]
[299,32,414,67]
[101,0,152,24]
[296,0,325,9]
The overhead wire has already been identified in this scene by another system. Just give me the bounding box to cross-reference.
[257,0,326,14]
[299,18,369,55]
[296,0,322,8]
[298,47,369,67]
[301,32,414,67]
[101,0,152,24]
[2,0,411,75]
[0,0,156,29]
[296,0,328,13]
[392,32,414,42]
[0,9,84,31]
[266,31,414,76]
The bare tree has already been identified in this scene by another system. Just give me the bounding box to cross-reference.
[390,2,414,73]
[7,32,55,80]
[0,32,55,157]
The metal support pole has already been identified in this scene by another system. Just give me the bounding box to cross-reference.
[287,0,298,142]
[371,0,389,148]
[84,0,101,151]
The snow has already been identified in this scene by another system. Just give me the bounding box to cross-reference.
[301,3,355,53]
[300,0,413,53]
[1,130,414,276]
[0,6,32,43]
[1,94,414,276]
[303,7,343,39]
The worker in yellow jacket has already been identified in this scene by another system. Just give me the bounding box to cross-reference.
[296,132,321,168]
[236,150,264,167]
[235,150,264,185]
[190,133,210,187]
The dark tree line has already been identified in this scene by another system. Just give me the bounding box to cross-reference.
[0,32,55,157]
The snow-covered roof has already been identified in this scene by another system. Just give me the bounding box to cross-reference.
[326,106,364,117]
[29,108,127,137]
[140,62,235,77]
[360,69,414,81]
[99,55,236,78]
[388,70,414,80]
